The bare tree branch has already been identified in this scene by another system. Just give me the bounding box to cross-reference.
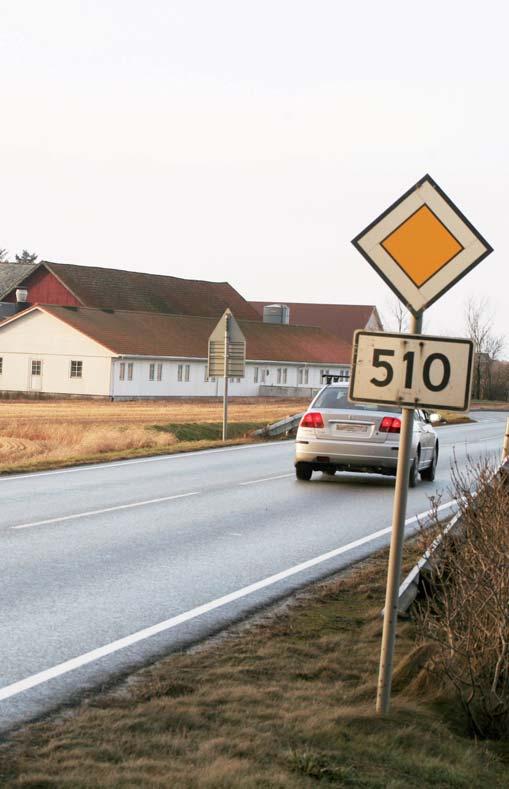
[382,296,410,333]
[464,297,506,399]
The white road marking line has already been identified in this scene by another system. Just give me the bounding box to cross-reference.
[0,440,286,483]
[239,473,294,486]
[0,498,458,703]
[11,492,200,530]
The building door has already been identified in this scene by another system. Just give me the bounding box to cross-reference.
[29,359,43,391]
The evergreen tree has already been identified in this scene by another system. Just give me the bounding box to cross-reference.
[14,250,38,264]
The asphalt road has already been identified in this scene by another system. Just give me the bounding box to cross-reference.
[0,411,506,733]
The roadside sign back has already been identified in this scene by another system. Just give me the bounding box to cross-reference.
[208,309,246,378]
[349,330,474,412]
[352,174,493,315]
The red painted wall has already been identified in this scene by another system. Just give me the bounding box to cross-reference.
[5,267,81,306]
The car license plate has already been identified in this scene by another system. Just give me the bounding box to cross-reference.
[335,423,369,434]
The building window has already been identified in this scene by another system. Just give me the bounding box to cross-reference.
[157,363,163,381]
[298,367,309,385]
[127,362,134,381]
[276,367,287,384]
[31,360,42,376]
[70,360,83,378]
[253,367,267,383]
[119,362,125,381]
[338,368,349,381]
[204,366,216,383]
[320,368,330,381]
[277,368,281,384]
[149,363,155,381]
[178,364,190,382]
[0,357,3,375]
[283,368,287,384]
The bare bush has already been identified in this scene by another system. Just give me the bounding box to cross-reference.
[416,457,509,738]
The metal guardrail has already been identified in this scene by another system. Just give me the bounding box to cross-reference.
[254,412,304,438]
[397,451,509,615]
[397,509,461,614]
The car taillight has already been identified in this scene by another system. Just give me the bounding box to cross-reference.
[379,416,401,433]
[300,412,325,429]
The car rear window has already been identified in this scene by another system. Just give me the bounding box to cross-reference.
[313,387,401,414]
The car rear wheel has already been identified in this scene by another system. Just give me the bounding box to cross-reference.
[421,443,438,482]
[295,462,313,481]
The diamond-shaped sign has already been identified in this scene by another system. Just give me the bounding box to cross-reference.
[352,174,493,315]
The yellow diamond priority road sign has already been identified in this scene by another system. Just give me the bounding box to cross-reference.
[352,174,493,315]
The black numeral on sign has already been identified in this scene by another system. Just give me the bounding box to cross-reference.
[402,351,414,389]
[370,349,395,387]
[370,347,452,393]
[422,353,451,392]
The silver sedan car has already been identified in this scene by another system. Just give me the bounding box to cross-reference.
[295,384,438,486]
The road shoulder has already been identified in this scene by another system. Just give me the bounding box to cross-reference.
[1,541,506,787]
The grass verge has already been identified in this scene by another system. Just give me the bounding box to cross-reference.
[470,400,509,411]
[150,421,264,442]
[1,542,507,787]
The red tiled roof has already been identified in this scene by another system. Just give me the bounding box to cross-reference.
[1,261,260,321]
[250,302,382,343]
[37,306,352,364]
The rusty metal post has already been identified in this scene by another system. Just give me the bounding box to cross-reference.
[502,417,509,463]
[222,314,230,442]
[376,311,423,715]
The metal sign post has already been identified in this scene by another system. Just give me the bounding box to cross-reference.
[222,313,230,441]
[375,313,421,714]
[502,418,509,464]
[349,322,474,711]
[208,309,246,443]
[351,174,493,715]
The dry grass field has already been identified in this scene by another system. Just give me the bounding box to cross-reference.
[0,398,307,475]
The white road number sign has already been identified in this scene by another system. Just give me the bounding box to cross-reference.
[349,331,474,412]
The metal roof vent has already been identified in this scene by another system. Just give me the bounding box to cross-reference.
[16,288,28,303]
[263,304,290,324]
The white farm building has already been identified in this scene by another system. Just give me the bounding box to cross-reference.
[0,305,352,399]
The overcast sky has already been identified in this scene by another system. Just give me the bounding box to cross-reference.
[1,1,507,347]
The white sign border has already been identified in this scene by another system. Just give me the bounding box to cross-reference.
[348,330,474,412]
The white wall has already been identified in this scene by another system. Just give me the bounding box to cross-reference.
[0,310,351,398]
[0,310,113,396]
[111,359,350,398]
[365,310,383,331]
